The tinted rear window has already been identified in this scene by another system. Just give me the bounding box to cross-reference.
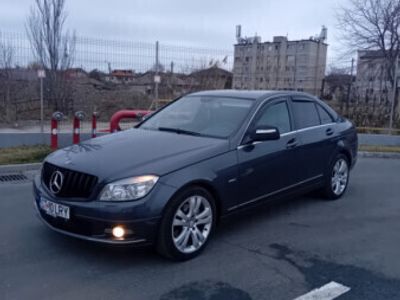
[316,104,334,124]
[292,101,320,129]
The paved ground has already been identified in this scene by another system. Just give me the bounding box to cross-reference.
[1,158,400,300]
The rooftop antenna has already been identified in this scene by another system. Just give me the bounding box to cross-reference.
[236,25,242,43]
[319,26,328,42]
[236,25,250,44]
[105,61,112,74]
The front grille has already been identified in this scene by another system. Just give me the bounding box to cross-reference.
[42,162,98,199]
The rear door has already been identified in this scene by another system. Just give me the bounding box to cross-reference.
[289,97,337,181]
[235,97,299,208]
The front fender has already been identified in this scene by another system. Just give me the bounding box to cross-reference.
[160,151,238,214]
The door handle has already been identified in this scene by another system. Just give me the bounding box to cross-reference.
[326,128,334,136]
[286,138,298,149]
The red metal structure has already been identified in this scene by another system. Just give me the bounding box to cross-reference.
[73,111,85,144]
[50,112,64,150]
[92,112,98,138]
[109,110,152,133]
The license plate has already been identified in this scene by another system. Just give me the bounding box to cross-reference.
[39,198,70,220]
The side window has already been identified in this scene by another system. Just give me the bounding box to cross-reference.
[292,101,320,129]
[316,104,334,124]
[254,101,291,134]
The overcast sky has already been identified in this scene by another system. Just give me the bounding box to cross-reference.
[0,0,350,66]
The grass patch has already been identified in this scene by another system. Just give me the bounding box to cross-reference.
[0,145,52,165]
[359,145,400,153]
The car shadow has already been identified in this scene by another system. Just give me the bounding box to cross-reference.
[216,193,324,237]
[37,192,324,265]
[39,228,165,265]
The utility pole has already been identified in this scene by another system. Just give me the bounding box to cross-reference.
[389,55,399,135]
[314,42,321,96]
[293,42,298,91]
[346,58,355,115]
[154,41,160,110]
[320,78,325,98]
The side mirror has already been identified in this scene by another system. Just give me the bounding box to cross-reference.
[250,126,280,142]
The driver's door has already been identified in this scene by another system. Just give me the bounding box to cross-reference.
[234,97,299,208]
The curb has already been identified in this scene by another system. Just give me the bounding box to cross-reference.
[0,163,42,174]
[358,151,400,159]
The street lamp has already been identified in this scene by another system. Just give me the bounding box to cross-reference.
[37,69,46,133]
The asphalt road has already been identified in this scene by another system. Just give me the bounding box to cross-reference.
[1,158,400,300]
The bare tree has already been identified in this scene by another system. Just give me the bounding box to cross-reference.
[26,0,76,112]
[0,42,15,122]
[337,0,400,117]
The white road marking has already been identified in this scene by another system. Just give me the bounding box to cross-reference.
[294,281,351,300]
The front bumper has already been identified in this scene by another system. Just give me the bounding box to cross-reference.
[33,176,176,245]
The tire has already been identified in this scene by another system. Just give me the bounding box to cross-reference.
[156,186,217,261]
[322,154,350,200]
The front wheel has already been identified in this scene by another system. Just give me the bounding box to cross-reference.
[322,154,350,200]
[157,186,216,261]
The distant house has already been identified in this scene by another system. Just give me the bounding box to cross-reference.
[105,69,135,84]
[65,68,88,80]
[3,68,37,81]
[322,73,355,103]
[190,66,232,90]
[130,72,185,97]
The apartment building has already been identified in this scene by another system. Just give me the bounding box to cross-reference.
[232,27,328,96]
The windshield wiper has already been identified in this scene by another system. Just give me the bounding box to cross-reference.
[158,127,202,136]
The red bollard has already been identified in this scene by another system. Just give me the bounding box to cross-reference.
[72,116,80,144]
[73,111,85,144]
[92,112,98,138]
[51,112,63,150]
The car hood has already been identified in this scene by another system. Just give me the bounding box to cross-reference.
[46,129,229,182]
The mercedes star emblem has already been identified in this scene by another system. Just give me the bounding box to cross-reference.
[49,171,64,194]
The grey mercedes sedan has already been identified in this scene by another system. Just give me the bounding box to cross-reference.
[33,90,358,260]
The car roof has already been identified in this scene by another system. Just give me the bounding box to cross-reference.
[189,90,318,101]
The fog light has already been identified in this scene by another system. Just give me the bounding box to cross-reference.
[112,226,125,238]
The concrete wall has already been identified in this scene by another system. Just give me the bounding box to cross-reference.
[0,132,399,148]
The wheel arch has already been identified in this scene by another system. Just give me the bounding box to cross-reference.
[165,180,223,222]
[338,148,352,166]
[335,139,353,166]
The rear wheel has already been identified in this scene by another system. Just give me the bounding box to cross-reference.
[323,154,350,200]
[157,186,216,261]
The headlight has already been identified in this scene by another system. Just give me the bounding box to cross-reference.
[99,175,159,201]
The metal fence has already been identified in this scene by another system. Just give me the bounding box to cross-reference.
[0,31,233,73]
[1,30,399,131]
[0,30,234,127]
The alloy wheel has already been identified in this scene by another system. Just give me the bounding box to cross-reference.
[171,195,213,254]
[331,158,349,196]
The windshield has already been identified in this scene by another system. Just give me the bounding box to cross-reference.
[139,96,254,138]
